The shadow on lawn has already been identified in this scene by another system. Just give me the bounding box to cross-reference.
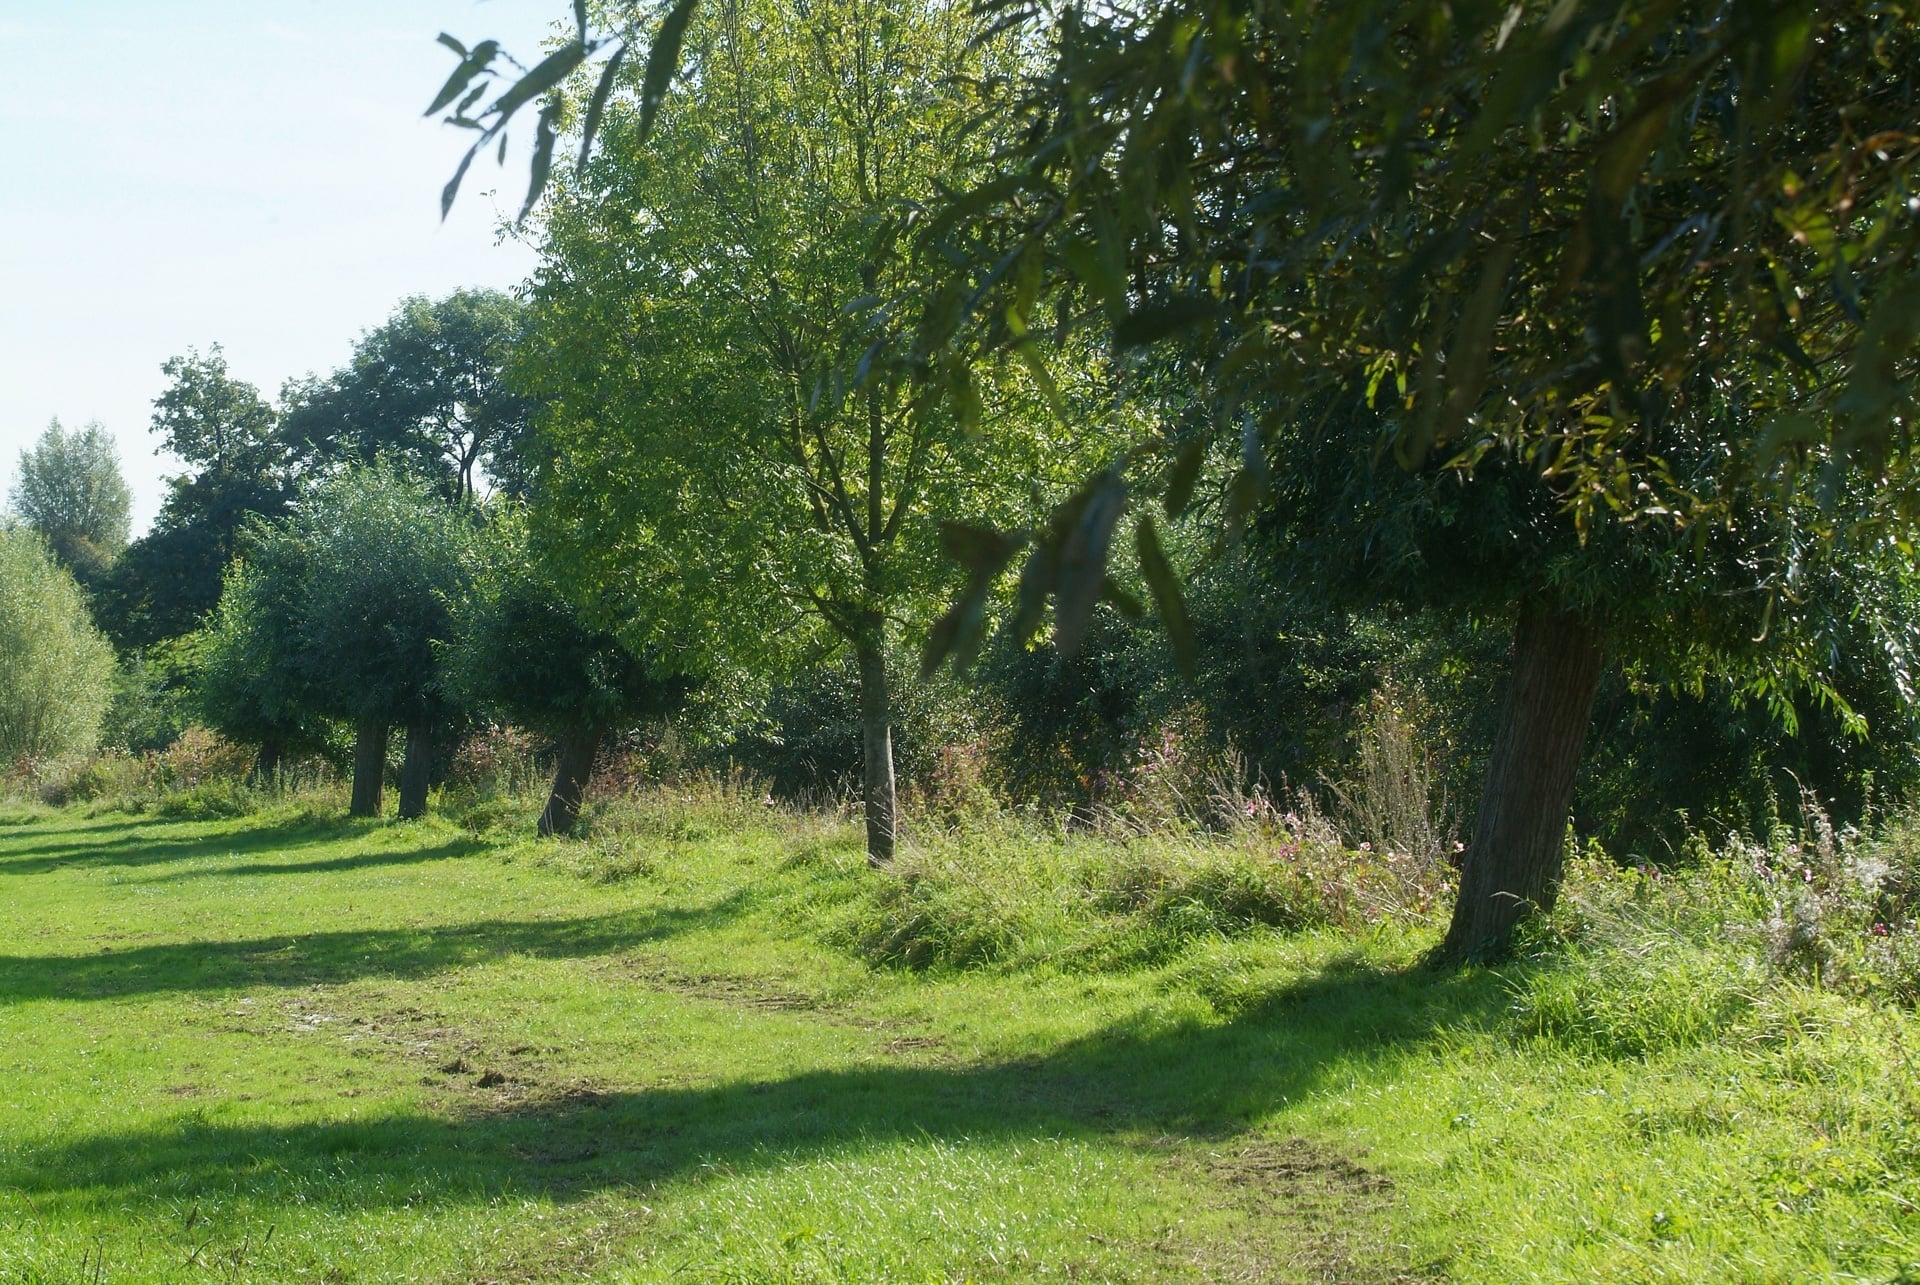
[0,814,368,876]
[0,886,755,1002]
[0,959,1510,1207]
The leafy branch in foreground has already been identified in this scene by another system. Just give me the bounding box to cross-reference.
[428,0,697,222]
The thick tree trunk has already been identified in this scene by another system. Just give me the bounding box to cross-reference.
[856,637,898,867]
[1439,600,1607,963]
[398,721,435,820]
[539,724,602,838]
[349,720,388,818]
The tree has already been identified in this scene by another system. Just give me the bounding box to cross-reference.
[443,1,1920,950]
[518,0,1100,865]
[906,0,1920,960]
[0,524,117,763]
[281,290,533,504]
[98,348,294,650]
[448,511,692,835]
[219,466,477,817]
[9,419,132,584]
[296,466,476,818]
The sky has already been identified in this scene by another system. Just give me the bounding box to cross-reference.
[0,1,563,534]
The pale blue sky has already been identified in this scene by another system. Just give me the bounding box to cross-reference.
[1,2,563,532]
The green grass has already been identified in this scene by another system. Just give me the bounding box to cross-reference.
[0,800,1916,1282]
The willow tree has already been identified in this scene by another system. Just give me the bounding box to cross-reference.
[518,0,1094,865]
[909,0,1920,960]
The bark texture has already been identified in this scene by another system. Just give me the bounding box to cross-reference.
[539,725,602,838]
[856,639,898,867]
[1439,600,1607,963]
[349,720,388,818]
[398,721,435,820]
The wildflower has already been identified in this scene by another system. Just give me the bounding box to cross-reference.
[1873,923,1891,937]
[1359,841,1372,852]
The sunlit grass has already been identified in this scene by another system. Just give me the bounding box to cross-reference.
[0,797,1915,1281]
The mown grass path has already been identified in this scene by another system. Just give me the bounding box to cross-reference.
[2,805,1915,1281]
[0,808,1426,1283]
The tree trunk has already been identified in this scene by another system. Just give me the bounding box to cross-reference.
[1439,600,1607,963]
[539,724,602,838]
[856,637,897,867]
[252,738,283,788]
[349,720,388,818]
[398,721,435,820]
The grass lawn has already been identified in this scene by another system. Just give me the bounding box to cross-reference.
[0,799,1915,1282]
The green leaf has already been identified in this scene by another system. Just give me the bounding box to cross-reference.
[441,135,485,220]
[489,42,588,125]
[426,39,500,116]
[1134,515,1196,679]
[938,522,1019,573]
[637,0,699,145]
[577,42,628,174]
[1054,472,1126,659]
[520,97,562,223]
[1100,576,1145,619]
[1162,438,1204,519]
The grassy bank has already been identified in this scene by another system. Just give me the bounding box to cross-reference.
[0,790,1916,1281]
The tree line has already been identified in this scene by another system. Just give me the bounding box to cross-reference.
[4,0,1915,965]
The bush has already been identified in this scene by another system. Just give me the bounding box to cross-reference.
[0,524,116,764]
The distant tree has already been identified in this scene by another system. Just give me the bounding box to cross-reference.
[9,419,132,585]
[282,290,532,503]
[98,348,294,650]
[284,466,477,818]
[449,512,691,835]
[0,524,117,762]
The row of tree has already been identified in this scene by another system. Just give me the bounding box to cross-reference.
[9,0,1915,968]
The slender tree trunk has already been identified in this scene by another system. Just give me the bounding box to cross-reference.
[1439,600,1607,963]
[855,636,897,868]
[398,721,435,820]
[252,738,283,789]
[539,724,603,838]
[349,720,388,818]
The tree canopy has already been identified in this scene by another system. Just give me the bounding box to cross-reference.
[281,290,533,504]
[9,419,132,583]
[0,524,117,764]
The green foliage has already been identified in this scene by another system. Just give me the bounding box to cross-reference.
[102,348,294,650]
[920,2,1920,659]
[7,418,132,583]
[0,524,116,763]
[100,640,197,753]
[287,465,478,730]
[447,508,690,737]
[281,291,532,503]
[722,648,980,803]
[195,464,476,764]
[520,0,1107,675]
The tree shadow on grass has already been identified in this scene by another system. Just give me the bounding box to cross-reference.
[0,815,397,876]
[0,887,755,1003]
[126,836,491,884]
[0,958,1511,1214]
